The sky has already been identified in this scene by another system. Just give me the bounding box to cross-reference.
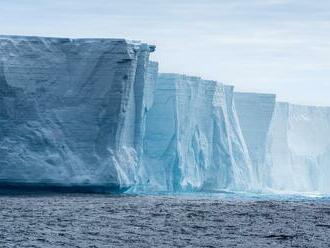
[0,0,330,105]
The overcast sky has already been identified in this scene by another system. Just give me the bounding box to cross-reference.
[1,0,330,105]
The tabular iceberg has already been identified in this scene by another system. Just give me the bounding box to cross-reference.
[137,74,254,192]
[265,103,330,194]
[0,35,155,191]
[1,35,330,195]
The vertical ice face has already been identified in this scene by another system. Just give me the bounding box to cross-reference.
[3,36,330,195]
[0,35,155,190]
[266,103,330,194]
[134,61,158,159]
[134,61,159,187]
[234,93,276,187]
[138,74,254,192]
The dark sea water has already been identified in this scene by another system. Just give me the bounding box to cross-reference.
[0,192,330,248]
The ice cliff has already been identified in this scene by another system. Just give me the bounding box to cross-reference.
[0,35,155,190]
[265,103,330,194]
[0,37,254,193]
[235,94,330,194]
[137,74,254,192]
[1,35,330,195]
[234,93,276,188]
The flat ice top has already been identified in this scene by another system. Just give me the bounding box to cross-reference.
[0,35,155,50]
[0,34,126,42]
[277,101,330,110]
[159,73,219,84]
[235,91,277,98]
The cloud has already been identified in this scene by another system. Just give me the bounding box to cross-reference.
[0,0,329,105]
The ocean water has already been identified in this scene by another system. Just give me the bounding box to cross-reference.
[0,192,330,248]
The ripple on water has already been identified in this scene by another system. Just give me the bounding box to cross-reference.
[0,192,329,247]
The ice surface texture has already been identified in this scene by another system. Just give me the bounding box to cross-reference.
[234,93,276,188]
[0,35,155,190]
[137,74,254,192]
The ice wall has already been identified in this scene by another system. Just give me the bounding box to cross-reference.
[2,36,329,195]
[234,93,276,187]
[138,74,254,192]
[265,102,330,194]
[0,35,155,190]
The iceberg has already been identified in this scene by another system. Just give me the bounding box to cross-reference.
[1,35,330,195]
[137,74,254,192]
[0,35,155,191]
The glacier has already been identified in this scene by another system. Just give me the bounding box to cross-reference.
[1,35,330,195]
[0,35,155,191]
